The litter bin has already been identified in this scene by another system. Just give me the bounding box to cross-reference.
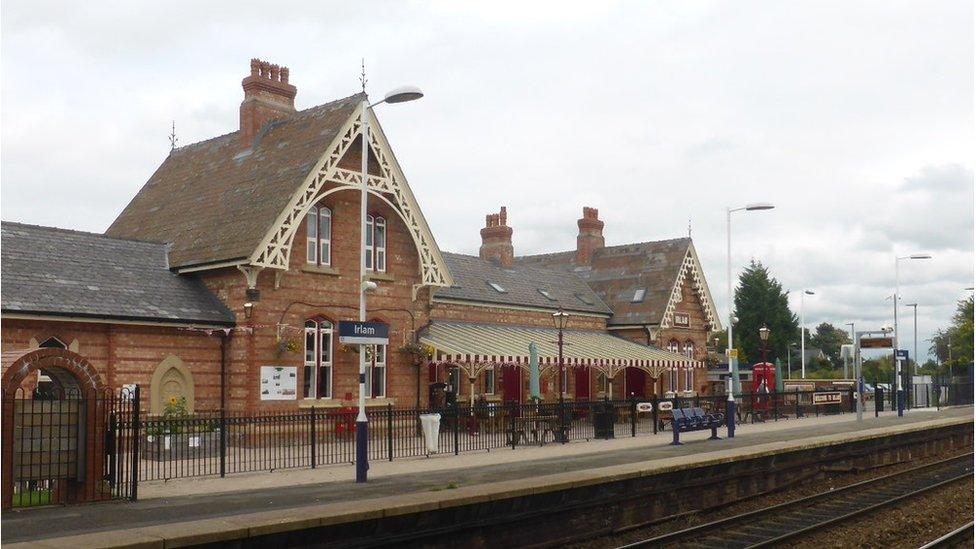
[593,401,616,439]
[419,413,442,453]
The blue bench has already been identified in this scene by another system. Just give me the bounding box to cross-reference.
[671,407,724,445]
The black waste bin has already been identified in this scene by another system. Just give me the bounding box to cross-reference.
[593,401,617,439]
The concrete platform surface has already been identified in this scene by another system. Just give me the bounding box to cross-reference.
[3,406,972,546]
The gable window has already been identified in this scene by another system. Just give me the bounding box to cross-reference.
[306,206,332,266]
[363,215,386,272]
[674,313,690,327]
[303,319,333,399]
[365,343,387,398]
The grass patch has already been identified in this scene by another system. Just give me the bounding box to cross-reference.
[428,482,460,492]
[12,489,52,507]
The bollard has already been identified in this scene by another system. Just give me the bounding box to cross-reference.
[773,390,779,421]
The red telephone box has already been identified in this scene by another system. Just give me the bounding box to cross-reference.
[752,362,776,411]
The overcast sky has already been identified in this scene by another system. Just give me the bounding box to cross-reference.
[2,1,973,359]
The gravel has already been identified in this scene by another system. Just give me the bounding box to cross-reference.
[568,446,973,548]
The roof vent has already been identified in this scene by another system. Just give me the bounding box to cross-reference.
[487,281,506,293]
[632,288,646,303]
[537,289,557,301]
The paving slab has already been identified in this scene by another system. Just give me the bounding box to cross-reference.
[3,406,971,545]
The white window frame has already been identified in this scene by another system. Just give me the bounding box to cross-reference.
[484,367,495,394]
[670,367,678,392]
[366,344,387,398]
[374,216,386,272]
[668,339,680,354]
[303,319,333,399]
[364,214,374,270]
[306,206,332,266]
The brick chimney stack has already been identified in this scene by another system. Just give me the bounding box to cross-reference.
[576,207,605,264]
[479,207,514,266]
[239,58,297,149]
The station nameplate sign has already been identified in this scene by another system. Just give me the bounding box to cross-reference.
[338,321,389,345]
[813,392,842,405]
[657,401,674,411]
[636,402,653,413]
[860,337,893,349]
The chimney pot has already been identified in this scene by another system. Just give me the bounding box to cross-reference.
[479,206,514,266]
[576,206,605,265]
[239,58,298,150]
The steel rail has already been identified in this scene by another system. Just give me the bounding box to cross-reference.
[917,521,974,549]
[617,452,974,549]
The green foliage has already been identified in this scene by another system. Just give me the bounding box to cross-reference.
[929,296,974,371]
[731,261,799,364]
[809,322,852,367]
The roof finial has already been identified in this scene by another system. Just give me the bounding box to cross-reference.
[688,218,692,238]
[359,58,368,93]
[168,120,178,151]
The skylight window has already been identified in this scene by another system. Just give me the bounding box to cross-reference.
[574,292,594,305]
[632,288,647,303]
[537,289,557,301]
[488,282,507,293]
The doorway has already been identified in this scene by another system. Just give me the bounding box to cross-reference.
[574,368,591,400]
[625,367,647,399]
[501,366,521,403]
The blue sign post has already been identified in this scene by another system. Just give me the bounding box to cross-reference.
[338,321,389,483]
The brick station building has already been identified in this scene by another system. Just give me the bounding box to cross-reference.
[1,59,720,415]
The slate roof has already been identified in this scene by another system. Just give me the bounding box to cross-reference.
[433,253,612,315]
[106,93,365,269]
[1,222,235,326]
[515,238,695,327]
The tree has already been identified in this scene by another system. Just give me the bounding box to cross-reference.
[809,322,852,367]
[731,261,799,365]
[928,296,974,374]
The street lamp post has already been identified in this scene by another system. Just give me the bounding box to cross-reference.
[726,202,774,397]
[552,308,570,443]
[786,342,796,379]
[355,85,424,483]
[894,254,932,417]
[905,303,918,409]
[800,290,815,378]
[845,322,855,379]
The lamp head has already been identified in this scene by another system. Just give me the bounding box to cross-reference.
[909,253,932,260]
[243,302,254,319]
[804,290,815,295]
[745,202,775,211]
[383,86,424,104]
[361,280,379,293]
[552,308,570,330]
[758,324,770,342]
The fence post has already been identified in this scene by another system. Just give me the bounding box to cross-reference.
[131,385,141,501]
[795,389,801,419]
[453,404,460,456]
[510,402,517,450]
[849,388,855,414]
[875,386,882,417]
[652,394,659,435]
[220,406,227,478]
[387,404,394,462]
[310,408,317,469]
[773,390,779,421]
[630,398,637,437]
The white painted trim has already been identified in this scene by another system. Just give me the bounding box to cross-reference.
[175,259,249,274]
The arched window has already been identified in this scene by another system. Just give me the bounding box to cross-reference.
[303,318,333,399]
[365,342,387,398]
[306,206,332,266]
[683,341,694,359]
[669,367,678,393]
[667,339,679,354]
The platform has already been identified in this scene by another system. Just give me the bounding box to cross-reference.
[4,406,973,547]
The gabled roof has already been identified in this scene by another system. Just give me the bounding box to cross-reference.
[1,222,235,326]
[433,253,612,315]
[106,93,365,269]
[516,237,719,329]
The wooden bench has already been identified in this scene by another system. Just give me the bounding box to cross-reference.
[671,407,723,445]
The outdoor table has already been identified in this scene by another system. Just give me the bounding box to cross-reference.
[507,415,557,445]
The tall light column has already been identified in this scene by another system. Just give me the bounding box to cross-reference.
[726,202,774,395]
[845,322,855,379]
[356,85,424,483]
[894,253,932,417]
[800,289,815,378]
[905,303,917,408]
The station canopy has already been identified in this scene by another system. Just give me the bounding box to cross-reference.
[420,321,701,380]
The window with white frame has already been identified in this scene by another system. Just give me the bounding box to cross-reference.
[667,339,679,354]
[366,343,387,398]
[684,341,694,390]
[303,319,333,398]
[484,367,495,394]
[374,216,386,272]
[364,215,374,270]
[306,206,332,266]
[669,367,678,392]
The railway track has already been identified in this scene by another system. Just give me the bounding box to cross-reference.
[918,521,974,549]
[617,452,974,549]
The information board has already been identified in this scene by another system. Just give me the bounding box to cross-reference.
[260,366,297,400]
[812,392,842,405]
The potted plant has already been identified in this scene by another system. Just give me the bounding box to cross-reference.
[143,396,220,461]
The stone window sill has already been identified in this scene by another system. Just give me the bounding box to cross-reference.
[302,264,341,276]
[297,398,396,408]
[367,272,395,282]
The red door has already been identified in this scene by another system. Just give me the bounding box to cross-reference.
[502,366,521,403]
[575,368,591,400]
[625,367,646,398]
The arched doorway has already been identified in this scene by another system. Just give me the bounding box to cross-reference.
[1,348,133,509]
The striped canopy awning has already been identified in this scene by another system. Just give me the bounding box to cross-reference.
[420,321,702,379]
